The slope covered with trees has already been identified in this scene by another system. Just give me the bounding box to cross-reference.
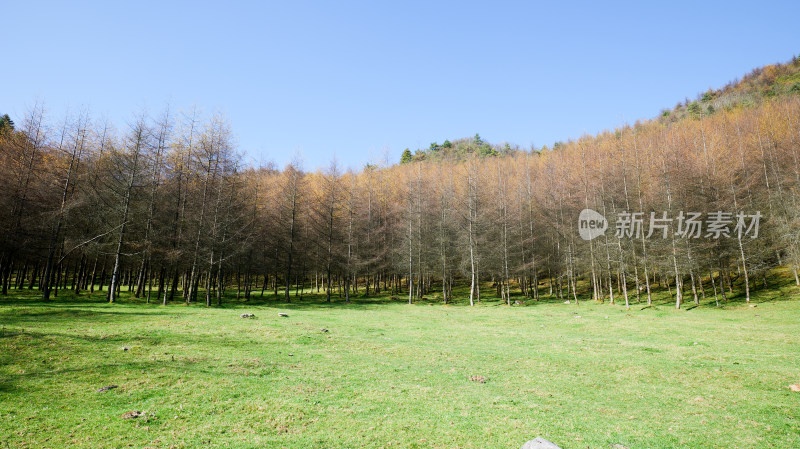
[1,57,800,308]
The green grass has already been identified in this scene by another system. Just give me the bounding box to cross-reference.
[1,276,800,448]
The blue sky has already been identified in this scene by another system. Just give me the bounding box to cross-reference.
[1,1,798,170]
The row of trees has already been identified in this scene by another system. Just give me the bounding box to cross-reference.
[1,96,799,308]
[0,107,249,305]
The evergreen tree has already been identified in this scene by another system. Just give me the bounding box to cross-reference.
[0,114,14,135]
[400,148,413,164]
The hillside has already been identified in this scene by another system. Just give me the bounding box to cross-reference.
[402,55,800,163]
[1,54,800,311]
[659,54,800,122]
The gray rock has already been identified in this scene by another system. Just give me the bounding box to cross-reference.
[521,438,562,449]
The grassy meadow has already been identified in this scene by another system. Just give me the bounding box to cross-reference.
[1,274,799,448]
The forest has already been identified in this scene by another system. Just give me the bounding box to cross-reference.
[1,59,800,310]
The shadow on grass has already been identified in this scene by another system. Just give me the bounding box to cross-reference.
[1,267,798,313]
[0,355,276,398]
[5,308,159,320]
[0,313,280,395]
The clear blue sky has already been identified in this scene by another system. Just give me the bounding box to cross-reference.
[2,1,798,170]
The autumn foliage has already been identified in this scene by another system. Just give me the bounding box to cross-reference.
[1,79,800,308]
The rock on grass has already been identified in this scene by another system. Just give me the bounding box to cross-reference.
[520,437,561,448]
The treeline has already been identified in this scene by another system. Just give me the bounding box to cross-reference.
[1,94,799,308]
[399,134,516,164]
[0,109,250,305]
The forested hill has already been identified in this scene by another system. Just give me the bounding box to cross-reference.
[658,55,800,123]
[400,55,800,164]
[1,55,800,309]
